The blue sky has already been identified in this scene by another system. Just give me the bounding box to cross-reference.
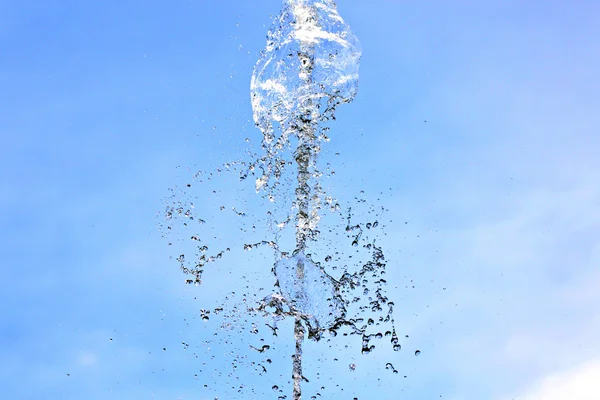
[1,0,599,399]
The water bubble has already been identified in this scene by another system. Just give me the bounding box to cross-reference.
[415,350,421,356]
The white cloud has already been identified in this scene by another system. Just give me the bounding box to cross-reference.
[379,162,600,399]
[511,360,600,400]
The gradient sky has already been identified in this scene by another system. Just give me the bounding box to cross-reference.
[1,0,599,399]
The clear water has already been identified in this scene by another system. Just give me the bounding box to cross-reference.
[161,1,402,398]
[250,0,361,248]
[273,251,344,333]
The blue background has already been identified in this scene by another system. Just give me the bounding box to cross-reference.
[2,1,599,399]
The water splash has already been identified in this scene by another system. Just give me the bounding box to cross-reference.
[273,251,344,333]
[251,0,361,245]
[162,182,402,397]
[161,1,404,398]
[251,0,360,129]
[251,3,362,397]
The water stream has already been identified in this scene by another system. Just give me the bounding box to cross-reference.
[251,2,362,398]
[162,1,402,398]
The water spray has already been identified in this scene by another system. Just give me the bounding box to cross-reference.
[251,1,361,398]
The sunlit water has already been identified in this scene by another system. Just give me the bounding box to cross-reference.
[161,1,404,398]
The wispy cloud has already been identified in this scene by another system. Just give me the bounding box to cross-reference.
[505,359,600,400]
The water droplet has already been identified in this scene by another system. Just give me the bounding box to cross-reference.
[250,345,271,353]
[415,350,421,356]
[200,309,211,321]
